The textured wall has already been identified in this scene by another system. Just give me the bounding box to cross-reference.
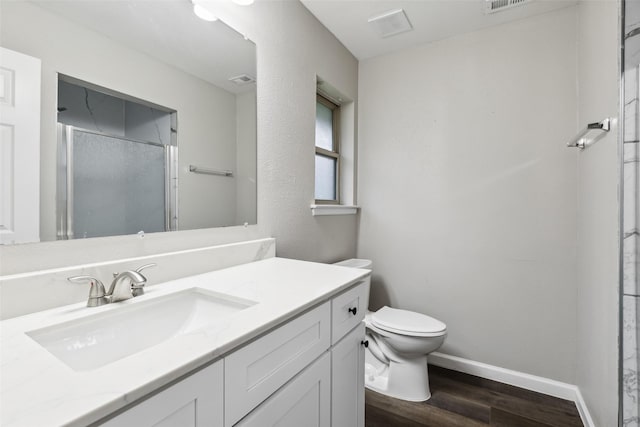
[357,8,580,383]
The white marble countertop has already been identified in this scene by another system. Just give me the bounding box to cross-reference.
[0,257,370,427]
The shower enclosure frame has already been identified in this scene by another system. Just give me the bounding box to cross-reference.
[55,124,178,240]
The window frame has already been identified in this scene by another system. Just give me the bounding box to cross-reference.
[315,94,341,204]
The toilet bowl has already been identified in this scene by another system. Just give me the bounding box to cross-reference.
[364,306,446,401]
[334,259,447,402]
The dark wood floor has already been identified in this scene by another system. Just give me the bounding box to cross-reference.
[365,366,583,427]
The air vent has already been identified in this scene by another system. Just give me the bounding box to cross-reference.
[485,0,532,14]
[228,74,256,85]
[368,9,413,38]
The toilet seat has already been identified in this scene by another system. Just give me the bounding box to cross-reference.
[371,306,446,337]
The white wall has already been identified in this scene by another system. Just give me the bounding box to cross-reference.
[0,1,358,275]
[357,8,579,383]
[0,1,239,237]
[575,1,619,425]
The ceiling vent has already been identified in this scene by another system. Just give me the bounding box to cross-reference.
[368,9,413,38]
[485,0,532,14]
[228,74,256,85]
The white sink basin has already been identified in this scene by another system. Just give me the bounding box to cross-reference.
[27,288,256,372]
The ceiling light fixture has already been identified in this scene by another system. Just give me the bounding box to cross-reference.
[192,2,218,21]
[231,0,255,5]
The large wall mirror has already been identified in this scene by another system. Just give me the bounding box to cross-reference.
[0,0,257,244]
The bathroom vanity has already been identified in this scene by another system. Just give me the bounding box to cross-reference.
[0,258,370,427]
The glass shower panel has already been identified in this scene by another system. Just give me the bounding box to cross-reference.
[72,130,165,238]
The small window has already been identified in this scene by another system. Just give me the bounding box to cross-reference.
[315,94,340,203]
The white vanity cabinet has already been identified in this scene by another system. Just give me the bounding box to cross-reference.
[101,361,224,427]
[99,278,370,427]
[233,279,369,427]
[1,257,373,427]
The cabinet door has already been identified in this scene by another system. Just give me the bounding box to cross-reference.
[225,302,330,426]
[331,322,365,427]
[101,361,223,427]
[235,352,331,427]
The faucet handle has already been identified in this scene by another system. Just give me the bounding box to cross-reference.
[135,263,157,274]
[111,263,156,279]
[67,275,108,307]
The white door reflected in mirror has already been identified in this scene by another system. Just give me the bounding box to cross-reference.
[0,47,40,245]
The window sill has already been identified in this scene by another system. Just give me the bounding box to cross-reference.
[310,204,359,216]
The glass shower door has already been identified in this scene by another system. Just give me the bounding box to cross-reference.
[57,125,175,239]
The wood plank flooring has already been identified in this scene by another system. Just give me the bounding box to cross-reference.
[365,366,584,427]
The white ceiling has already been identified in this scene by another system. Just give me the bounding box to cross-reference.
[301,0,578,60]
[32,0,256,94]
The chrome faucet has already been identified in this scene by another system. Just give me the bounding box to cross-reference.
[68,263,156,307]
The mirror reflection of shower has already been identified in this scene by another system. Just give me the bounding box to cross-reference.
[56,76,178,240]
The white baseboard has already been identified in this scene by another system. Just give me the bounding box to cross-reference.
[574,387,596,427]
[428,352,595,427]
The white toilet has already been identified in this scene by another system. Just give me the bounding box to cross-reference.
[334,259,447,402]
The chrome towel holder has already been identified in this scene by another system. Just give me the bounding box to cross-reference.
[567,118,610,149]
[189,165,233,177]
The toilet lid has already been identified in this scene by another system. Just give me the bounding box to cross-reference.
[371,306,446,335]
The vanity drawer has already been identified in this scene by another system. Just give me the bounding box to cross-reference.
[331,280,369,344]
[224,302,331,427]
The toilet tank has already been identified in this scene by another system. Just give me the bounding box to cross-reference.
[333,258,373,270]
